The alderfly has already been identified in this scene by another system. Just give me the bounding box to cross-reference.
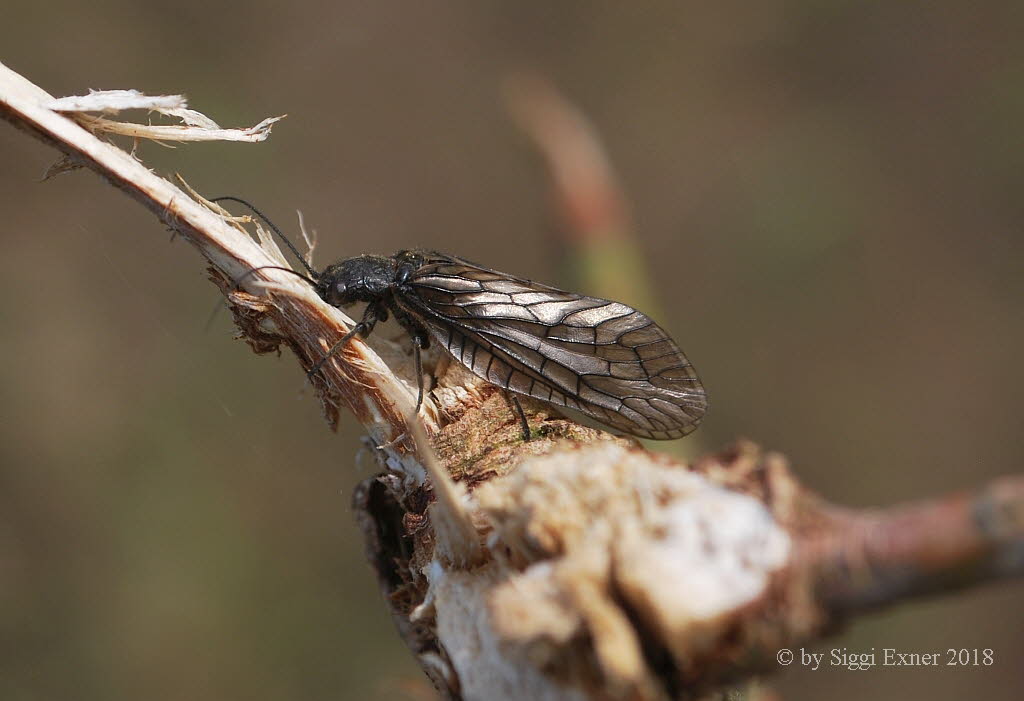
[216,197,707,440]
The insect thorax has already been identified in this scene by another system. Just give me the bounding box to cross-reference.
[318,254,399,306]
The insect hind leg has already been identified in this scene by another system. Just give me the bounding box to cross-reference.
[508,394,531,442]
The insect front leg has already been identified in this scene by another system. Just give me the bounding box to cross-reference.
[307,304,382,380]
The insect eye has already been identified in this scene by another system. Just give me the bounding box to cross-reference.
[334,282,348,297]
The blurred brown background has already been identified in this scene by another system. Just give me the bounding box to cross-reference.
[2,2,1022,699]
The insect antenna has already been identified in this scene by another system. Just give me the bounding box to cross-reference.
[211,196,319,279]
[231,265,319,290]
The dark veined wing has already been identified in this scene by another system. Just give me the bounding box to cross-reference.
[396,253,707,439]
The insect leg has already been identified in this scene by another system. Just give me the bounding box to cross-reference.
[413,342,424,411]
[390,302,431,411]
[406,330,431,412]
[307,306,380,380]
[508,394,531,442]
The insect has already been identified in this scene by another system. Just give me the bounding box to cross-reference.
[215,197,707,440]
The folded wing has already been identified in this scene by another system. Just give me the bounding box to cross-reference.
[398,255,707,439]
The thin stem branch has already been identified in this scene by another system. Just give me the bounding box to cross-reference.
[812,475,1024,614]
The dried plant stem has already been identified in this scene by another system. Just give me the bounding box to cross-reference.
[2,62,1021,701]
